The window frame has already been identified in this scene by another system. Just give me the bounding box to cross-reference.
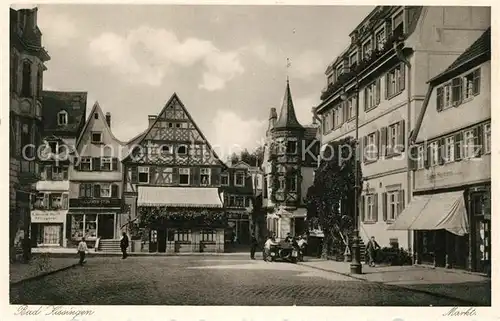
[138,166,150,184]
[234,171,245,187]
[79,157,92,171]
[417,145,425,169]
[91,131,103,144]
[429,141,439,166]
[57,111,68,126]
[177,145,188,155]
[375,27,386,50]
[200,168,211,186]
[220,173,229,186]
[444,136,455,163]
[201,229,216,242]
[179,168,190,186]
[364,80,379,111]
[100,183,111,198]
[463,129,475,159]
[349,51,358,67]
[362,39,373,59]
[484,123,491,154]
[386,65,404,98]
[286,140,297,154]
[366,194,376,222]
[387,190,400,221]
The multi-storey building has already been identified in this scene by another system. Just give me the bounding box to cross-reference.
[315,6,490,250]
[32,91,87,248]
[122,93,227,253]
[68,103,126,249]
[389,29,491,273]
[221,161,259,249]
[9,7,50,260]
[262,80,319,241]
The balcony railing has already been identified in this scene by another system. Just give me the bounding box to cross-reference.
[320,30,405,102]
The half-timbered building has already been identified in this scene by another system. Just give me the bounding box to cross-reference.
[123,93,227,253]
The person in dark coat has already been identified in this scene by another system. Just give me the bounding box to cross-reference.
[366,236,381,267]
[250,233,258,260]
[120,232,129,259]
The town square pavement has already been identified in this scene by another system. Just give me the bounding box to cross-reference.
[9,255,486,306]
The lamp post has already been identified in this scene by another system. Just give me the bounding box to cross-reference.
[341,73,362,274]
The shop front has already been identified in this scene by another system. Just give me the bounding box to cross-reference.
[389,185,491,273]
[67,198,121,248]
[266,206,307,240]
[137,186,226,253]
[225,211,250,251]
[30,209,67,247]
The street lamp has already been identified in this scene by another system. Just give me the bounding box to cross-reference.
[340,73,362,274]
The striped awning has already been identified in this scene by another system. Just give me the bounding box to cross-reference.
[137,186,223,208]
[387,191,469,236]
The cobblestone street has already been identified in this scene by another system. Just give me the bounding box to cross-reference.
[10,256,474,306]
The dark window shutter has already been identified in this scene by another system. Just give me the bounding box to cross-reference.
[63,167,69,180]
[373,193,379,222]
[362,136,368,163]
[364,87,368,111]
[380,127,387,156]
[475,125,483,157]
[62,193,69,209]
[376,78,381,104]
[382,192,388,221]
[385,73,389,99]
[79,184,85,198]
[436,87,444,112]
[409,145,418,170]
[398,120,405,152]
[131,167,138,183]
[93,157,100,171]
[111,184,119,198]
[438,138,445,165]
[424,144,431,168]
[211,168,220,186]
[94,184,101,198]
[360,195,365,223]
[192,167,200,186]
[473,68,481,95]
[398,190,405,216]
[399,63,405,92]
[375,130,380,159]
[172,167,179,184]
[46,166,52,180]
[112,158,118,171]
[451,77,462,105]
[455,132,463,161]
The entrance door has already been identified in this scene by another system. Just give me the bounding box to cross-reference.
[157,229,167,253]
[149,230,158,252]
[98,214,115,239]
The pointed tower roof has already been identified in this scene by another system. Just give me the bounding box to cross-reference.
[273,80,304,130]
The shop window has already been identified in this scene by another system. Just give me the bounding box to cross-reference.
[201,230,216,242]
[221,173,229,186]
[175,230,191,242]
[71,214,84,239]
[200,168,211,186]
[138,166,150,184]
[234,171,245,187]
[85,214,98,239]
[179,168,190,185]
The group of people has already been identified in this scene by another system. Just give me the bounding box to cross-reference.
[249,232,307,261]
[77,232,130,265]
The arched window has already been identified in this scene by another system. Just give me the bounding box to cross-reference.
[177,145,187,155]
[57,111,68,126]
[21,60,32,97]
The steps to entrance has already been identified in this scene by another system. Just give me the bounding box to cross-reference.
[98,239,121,252]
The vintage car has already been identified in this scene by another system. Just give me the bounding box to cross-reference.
[264,241,299,263]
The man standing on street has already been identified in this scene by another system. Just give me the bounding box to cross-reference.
[250,233,258,260]
[120,232,129,259]
[366,236,381,267]
[77,237,88,266]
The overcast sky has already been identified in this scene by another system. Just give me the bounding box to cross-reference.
[33,4,373,157]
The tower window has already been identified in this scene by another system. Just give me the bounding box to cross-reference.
[57,111,68,126]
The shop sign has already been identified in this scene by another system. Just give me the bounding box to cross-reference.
[31,210,66,223]
[70,198,122,208]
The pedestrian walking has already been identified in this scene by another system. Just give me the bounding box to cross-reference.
[120,232,129,259]
[366,236,381,267]
[77,237,88,265]
[250,233,258,259]
[263,235,277,262]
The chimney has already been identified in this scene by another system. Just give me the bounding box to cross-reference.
[105,112,111,127]
[148,115,157,126]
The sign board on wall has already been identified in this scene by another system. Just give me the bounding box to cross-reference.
[31,210,67,223]
[70,198,122,208]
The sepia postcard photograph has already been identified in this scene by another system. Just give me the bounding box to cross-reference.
[3,1,497,319]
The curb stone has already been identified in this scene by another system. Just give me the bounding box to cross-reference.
[297,262,487,306]
[10,263,79,286]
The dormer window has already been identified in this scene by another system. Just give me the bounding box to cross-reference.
[57,111,68,126]
[362,40,372,59]
[349,52,357,67]
[375,27,386,50]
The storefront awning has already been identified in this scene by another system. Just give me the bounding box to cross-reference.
[137,186,223,208]
[387,191,469,236]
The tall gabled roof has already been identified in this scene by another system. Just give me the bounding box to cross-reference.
[122,93,227,169]
[429,27,491,84]
[273,80,304,131]
[42,90,87,137]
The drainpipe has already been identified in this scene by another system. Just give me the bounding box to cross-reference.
[394,40,413,255]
